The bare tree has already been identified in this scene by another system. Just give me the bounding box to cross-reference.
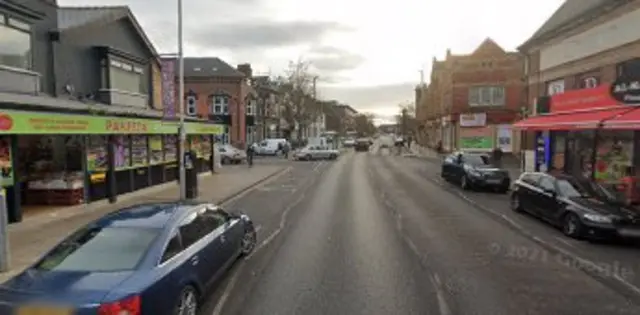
[275,59,320,141]
[396,102,417,136]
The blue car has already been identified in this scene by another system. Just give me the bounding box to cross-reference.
[0,201,257,315]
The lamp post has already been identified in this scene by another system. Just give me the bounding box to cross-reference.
[177,0,186,200]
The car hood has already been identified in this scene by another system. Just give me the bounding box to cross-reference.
[568,197,639,218]
[1,269,134,303]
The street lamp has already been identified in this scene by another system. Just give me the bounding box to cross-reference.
[177,0,186,200]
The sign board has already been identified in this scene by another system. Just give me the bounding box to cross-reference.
[161,59,176,118]
[0,110,224,135]
[459,113,486,127]
[610,78,640,104]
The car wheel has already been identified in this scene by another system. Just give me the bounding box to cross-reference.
[222,157,230,165]
[175,286,198,315]
[329,154,337,160]
[562,213,583,239]
[460,175,470,190]
[241,225,257,256]
[510,193,523,213]
[305,154,312,161]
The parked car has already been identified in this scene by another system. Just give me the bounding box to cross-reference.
[343,138,356,147]
[215,143,245,164]
[441,152,511,193]
[294,145,339,161]
[255,138,288,156]
[0,202,257,315]
[511,172,640,240]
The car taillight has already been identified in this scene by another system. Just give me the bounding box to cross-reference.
[98,295,141,315]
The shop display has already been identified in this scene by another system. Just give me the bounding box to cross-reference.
[149,136,163,164]
[114,136,131,169]
[190,136,200,157]
[87,135,107,172]
[595,131,634,184]
[131,135,148,167]
[0,136,12,186]
[201,136,212,160]
[164,135,177,161]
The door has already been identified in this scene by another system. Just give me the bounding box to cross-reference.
[178,211,218,285]
[516,173,542,213]
[533,176,559,220]
[451,153,466,183]
[442,154,456,179]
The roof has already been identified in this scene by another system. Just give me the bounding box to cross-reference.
[336,104,358,115]
[96,202,204,229]
[471,38,506,56]
[179,57,246,78]
[519,0,611,50]
[57,6,160,63]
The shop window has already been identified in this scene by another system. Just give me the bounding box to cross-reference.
[87,136,107,173]
[0,15,32,70]
[114,136,131,170]
[149,135,164,164]
[131,136,148,167]
[595,130,634,186]
[0,136,13,187]
[164,135,177,162]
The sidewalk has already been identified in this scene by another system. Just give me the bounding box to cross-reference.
[0,164,288,282]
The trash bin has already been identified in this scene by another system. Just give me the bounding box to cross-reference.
[185,151,199,199]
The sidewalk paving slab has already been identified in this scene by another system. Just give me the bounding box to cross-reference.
[0,164,288,283]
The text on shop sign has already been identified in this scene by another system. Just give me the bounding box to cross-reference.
[611,80,640,104]
[29,118,89,131]
[106,120,149,132]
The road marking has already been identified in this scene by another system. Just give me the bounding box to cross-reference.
[431,274,453,315]
[553,235,578,249]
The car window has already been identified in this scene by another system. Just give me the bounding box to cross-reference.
[201,208,228,230]
[463,154,489,166]
[160,233,183,263]
[218,147,226,153]
[539,177,556,191]
[179,211,216,248]
[557,179,589,198]
[521,173,541,186]
[444,155,455,163]
[35,227,159,272]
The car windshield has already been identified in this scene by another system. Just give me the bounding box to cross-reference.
[556,178,617,200]
[465,155,489,166]
[35,227,159,272]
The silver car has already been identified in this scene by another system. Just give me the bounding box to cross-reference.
[294,145,340,161]
[215,144,246,164]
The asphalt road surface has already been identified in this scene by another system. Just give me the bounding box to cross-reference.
[200,150,640,315]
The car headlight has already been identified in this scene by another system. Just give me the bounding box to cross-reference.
[583,213,613,223]
[467,169,482,177]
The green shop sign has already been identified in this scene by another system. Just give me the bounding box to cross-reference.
[459,136,493,150]
[0,109,224,135]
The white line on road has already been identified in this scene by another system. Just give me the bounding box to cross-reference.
[431,274,452,315]
[553,235,578,249]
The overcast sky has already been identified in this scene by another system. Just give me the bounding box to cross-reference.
[59,0,563,119]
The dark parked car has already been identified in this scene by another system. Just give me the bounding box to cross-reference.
[0,202,257,315]
[354,138,370,152]
[441,152,511,193]
[511,172,640,240]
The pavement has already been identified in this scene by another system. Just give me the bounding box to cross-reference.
[0,162,288,283]
[198,150,640,315]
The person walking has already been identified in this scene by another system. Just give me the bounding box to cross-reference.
[492,146,504,168]
[282,141,290,159]
[246,143,254,167]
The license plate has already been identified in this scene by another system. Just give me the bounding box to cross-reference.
[486,179,502,184]
[17,306,72,315]
[618,228,640,237]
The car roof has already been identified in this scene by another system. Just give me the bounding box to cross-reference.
[94,201,205,229]
[521,171,578,181]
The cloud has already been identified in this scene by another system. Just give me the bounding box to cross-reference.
[187,20,352,50]
[307,45,365,73]
[319,82,415,114]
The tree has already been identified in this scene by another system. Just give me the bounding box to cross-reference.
[354,113,377,137]
[396,102,418,136]
[275,59,319,140]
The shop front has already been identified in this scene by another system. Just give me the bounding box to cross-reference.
[0,109,223,223]
[514,80,640,192]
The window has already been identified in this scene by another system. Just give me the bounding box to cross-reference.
[179,211,216,248]
[35,227,159,272]
[186,94,197,116]
[160,234,183,263]
[547,80,565,96]
[246,99,256,115]
[539,177,556,191]
[618,59,640,78]
[0,15,32,69]
[468,86,505,106]
[521,173,541,186]
[201,208,227,229]
[109,59,143,93]
[580,77,599,89]
[213,96,229,114]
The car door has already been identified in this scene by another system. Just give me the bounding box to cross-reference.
[200,208,237,282]
[533,176,560,220]
[451,153,466,183]
[442,154,456,179]
[178,211,218,286]
[515,173,542,213]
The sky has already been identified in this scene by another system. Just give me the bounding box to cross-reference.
[59,0,564,121]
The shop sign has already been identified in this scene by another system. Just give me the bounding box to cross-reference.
[610,79,640,104]
[550,85,619,113]
[459,113,486,127]
[459,126,493,151]
[534,131,551,172]
[0,110,224,135]
[496,124,512,153]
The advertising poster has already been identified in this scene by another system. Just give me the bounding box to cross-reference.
[149,136,163,164]
[201,136,212,160]
[131,135,148,167]
[190,136,201,158]
[459,126,493,151]
[114,136,131,169]
[164,135,177,162]
[0,137,12,186]
[496,124,513,152]
[86,135,107,172]
[594,134,633,183]
[161,59,176,118]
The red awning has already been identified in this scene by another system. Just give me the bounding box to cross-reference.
[513,107,631,130]
[602,107,640,129]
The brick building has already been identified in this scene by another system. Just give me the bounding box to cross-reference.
[419,38,525,153]
[176,58,252,146]
[515,0,640,187]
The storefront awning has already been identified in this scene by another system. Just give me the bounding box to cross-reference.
[513,107,631,130]
[601,107,640,129]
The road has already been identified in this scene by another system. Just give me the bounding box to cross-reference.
[199,150,640,315]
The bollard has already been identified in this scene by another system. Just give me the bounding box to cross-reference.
[0,188,9,272]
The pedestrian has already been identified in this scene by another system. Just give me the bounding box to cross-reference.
[407,136,413,150]
[277,142,283,156]
[246,143,254,167]
[283,141,290,159]
[492,146,503,167]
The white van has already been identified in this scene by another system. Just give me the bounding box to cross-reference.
[255,138,288,155]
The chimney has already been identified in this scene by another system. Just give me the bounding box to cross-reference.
[446,49,451,59]
[237,63,252,78]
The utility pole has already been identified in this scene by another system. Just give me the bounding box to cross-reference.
[177,0,186,200]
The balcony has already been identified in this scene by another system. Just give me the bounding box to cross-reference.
[97,88,148,108]
[0,65,40,94]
